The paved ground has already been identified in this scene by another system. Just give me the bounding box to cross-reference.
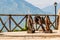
[0,30,59,36]
[0,30,60,40]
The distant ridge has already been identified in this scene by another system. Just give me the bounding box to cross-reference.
[0,0,46,14]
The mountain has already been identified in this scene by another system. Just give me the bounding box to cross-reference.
[42,3,60,14]
[0,0,46,14]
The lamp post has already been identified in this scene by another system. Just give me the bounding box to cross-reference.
[54,2,57,29]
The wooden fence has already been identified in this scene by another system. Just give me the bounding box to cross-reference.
[0,14,59,32]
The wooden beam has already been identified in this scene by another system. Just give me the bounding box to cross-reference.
[0,14,58,16]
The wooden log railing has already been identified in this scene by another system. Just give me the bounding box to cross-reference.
[0,14,59,32]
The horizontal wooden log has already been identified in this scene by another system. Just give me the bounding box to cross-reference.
[0,14,58,16]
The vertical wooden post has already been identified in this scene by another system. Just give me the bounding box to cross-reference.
[36,23,37,31]
[55,16,59,30]
[25,15,28,30]
[9,15,11,32]
[58,11,60,32]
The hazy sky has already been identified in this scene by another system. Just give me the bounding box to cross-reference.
[26,0,60,9]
